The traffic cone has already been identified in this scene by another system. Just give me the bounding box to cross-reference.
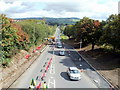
[80,69,84,72]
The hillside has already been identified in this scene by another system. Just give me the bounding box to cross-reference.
[14,17,80,25]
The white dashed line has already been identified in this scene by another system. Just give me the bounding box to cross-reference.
[50,64,55,74]
[48,77,55,88]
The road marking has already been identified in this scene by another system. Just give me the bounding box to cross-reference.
[50,64,55,74]
[48,79,51,88]
[53,78,55,88]
[48,77,55,88]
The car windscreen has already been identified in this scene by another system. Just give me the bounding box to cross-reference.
[58,44,62,46]
[70,70,79,74]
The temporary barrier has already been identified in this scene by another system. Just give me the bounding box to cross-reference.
[36,45,43,50]
[48,61,50,65]
[33,50,36,53]
[36,47,41,50]
[46,65,49,71]
[80,69,84,72]
[41,73,46,80]
[36,82,41,89]
[48,58,52,65]
[25,54,31,59]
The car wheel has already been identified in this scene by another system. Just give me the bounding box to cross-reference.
[69,78,73,81]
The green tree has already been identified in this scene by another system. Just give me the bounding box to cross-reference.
[1,14,19,65]
[100,14,120,51]
[0,14,29,66]
[64,25,75,39]
[64,17,101,50]
[17,19,56,46]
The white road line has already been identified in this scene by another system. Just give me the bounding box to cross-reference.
[48,79,51,88]
[48,77,55,88]
[50,64,55,74]
[53,79,55,88]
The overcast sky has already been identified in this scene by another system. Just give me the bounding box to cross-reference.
[0,0,119,20]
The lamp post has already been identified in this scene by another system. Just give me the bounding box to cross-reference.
[80,39,82,50]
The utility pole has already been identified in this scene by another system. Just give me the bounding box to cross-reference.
[80,34,82,50]
[80,39,82,50]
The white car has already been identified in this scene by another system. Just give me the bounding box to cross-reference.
[67,67,81,80]
[59,50,65,56]
[57,44,62,48]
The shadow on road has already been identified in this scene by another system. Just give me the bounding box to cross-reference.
[60,72,71,81]
[48,50,58,56]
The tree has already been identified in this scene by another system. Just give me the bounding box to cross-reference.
[64,25,75,39]
[74,17,101,50]
[100,14,120,51]
[17,19,56,46]
[0,14,56,66]
[1,14,20,65]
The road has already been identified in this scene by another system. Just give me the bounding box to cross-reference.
[45,46,98,88]
[9,27,110,89]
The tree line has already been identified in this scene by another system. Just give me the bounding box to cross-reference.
[0,14,56,66]
[64,14,120,51]
[15,17,79,25]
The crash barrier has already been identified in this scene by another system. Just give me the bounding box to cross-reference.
[40,45,47,53]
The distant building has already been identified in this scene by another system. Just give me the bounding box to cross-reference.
[12,19,21,22]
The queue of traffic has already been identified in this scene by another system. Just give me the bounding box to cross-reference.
[55,39,82,81]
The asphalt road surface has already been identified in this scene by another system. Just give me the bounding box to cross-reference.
[9,27,110,89]
[45,45,98,88]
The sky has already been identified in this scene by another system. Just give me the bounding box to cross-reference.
[0,0,119,20]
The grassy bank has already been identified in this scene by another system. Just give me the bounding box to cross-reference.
[60,33,69,42]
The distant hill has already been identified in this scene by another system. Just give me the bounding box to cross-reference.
[14,17,80,25]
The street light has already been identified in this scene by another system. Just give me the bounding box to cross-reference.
[80,39,82,50]
[80,34,82,50]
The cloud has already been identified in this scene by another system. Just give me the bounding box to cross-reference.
[0,1,38,15]
[0,0,119,20]
[6,2,35,13]
[3,0,16,3]
[44,2,80,13]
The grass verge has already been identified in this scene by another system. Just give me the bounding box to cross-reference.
[60,33,69,42]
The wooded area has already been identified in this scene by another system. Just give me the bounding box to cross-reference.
[64,14,120,52]
[0,14,56,66]
[15,17,80,25]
